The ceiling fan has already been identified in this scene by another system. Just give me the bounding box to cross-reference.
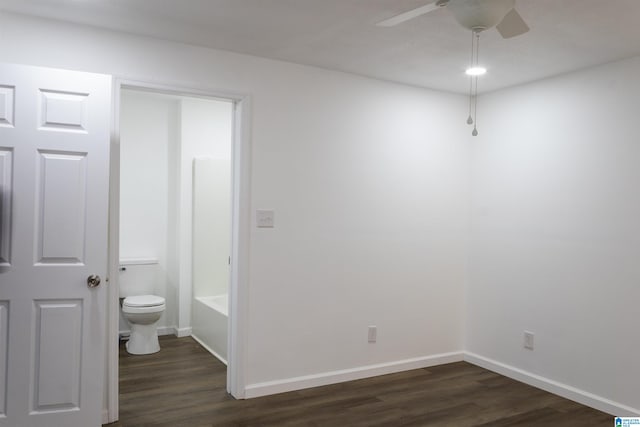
[377,0,529,39]
[378,0,530,136]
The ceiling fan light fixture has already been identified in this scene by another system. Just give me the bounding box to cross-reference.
[465,66,487,76]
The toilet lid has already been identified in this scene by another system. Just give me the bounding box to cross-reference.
[123,295,165,307]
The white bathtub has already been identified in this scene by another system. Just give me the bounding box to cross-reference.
[192,295,228,364]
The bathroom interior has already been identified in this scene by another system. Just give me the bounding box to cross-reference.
[118,88,233,365]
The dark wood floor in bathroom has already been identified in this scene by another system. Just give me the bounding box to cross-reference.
[107,336,612,427]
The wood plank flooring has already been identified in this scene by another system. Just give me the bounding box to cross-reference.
[107,336,612,426]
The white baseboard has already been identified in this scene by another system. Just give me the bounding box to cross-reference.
[158,326,176,336]
[244,351,464,399]
[175,326,192,338]
[464,352,640,417]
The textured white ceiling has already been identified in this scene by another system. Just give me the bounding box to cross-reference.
[1,0,640,93]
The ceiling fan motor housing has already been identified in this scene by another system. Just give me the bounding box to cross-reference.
[448,0,515,32]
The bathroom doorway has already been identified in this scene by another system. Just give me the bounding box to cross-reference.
[107,82,250,422]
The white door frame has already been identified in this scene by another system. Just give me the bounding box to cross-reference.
[106,78,251,423]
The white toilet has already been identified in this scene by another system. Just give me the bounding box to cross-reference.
[119,259,166,355]
[122,295,166,355]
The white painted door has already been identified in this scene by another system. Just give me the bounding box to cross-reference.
[0,63,111,427]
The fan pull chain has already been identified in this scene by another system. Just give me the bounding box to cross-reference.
[467,30,475,125]
[472,31,480,136]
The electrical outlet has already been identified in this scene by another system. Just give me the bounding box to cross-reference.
[368,326,377,343]
[256,209,275,228]
[524,331,535,350]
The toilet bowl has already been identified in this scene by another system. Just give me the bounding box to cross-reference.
[122,295,166,355]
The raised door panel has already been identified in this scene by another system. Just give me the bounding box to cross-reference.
[0,86,14,128]
[0,149,12,266]
[39,90,88,133]
[0,302,7,418]
[31,300,83,413]
[36,151,87,265]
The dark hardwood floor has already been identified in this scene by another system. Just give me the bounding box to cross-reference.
[107,336,612,426]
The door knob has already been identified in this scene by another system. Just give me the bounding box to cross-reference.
[87,274,101,288]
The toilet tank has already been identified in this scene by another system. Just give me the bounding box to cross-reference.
[119,258,161,297]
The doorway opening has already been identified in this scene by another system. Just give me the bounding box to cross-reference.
[118,88,232,360]
[107,82,250,423]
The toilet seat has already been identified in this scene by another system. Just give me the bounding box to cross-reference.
[123,295,165,314]
[123,295,165,307]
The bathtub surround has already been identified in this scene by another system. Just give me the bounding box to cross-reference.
[192,158,231,300]
[2,10,639,420]
[178,100,233,334]
[191,157,232,363]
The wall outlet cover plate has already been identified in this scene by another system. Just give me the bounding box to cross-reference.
[256,209,275,228]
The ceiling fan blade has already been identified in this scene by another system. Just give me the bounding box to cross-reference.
[496,8,529,38]
[376,2,442,27]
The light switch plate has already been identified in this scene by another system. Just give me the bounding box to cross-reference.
[256,209,275,228]
[524,331,535,350]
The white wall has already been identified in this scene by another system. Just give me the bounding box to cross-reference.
[467,56,640,414]
[247,84,469,384]
[119,90,179,332]
[0,11,469,393]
